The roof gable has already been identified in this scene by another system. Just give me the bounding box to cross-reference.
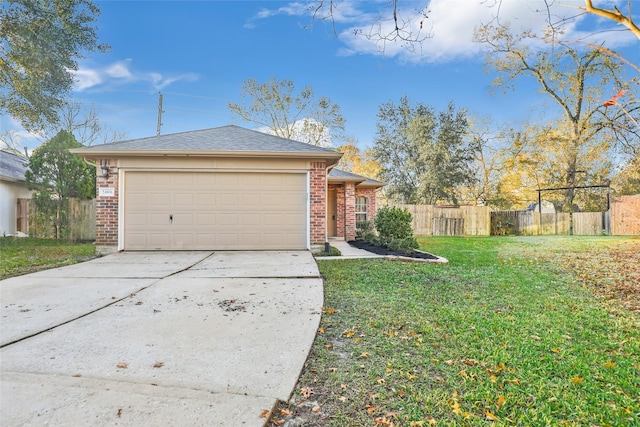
[328,168,385,188]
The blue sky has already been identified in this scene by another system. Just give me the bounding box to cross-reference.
[2,0,638,152]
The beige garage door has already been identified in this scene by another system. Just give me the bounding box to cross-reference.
[124,171,308,250]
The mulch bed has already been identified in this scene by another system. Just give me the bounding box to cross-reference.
[347,240,440,260]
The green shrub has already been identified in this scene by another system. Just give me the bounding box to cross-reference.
[355,220,373,240]
[387,237,419,254]
[374,206,414,245]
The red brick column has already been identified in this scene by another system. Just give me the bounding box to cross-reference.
[336,185,345,239]
[95,160,118,254]
[309,161,327,246]
[345,182,356,241]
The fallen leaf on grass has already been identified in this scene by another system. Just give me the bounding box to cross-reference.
[339,396,347,402]
[570,376,584,384]
[375,416,393,425]
[486,411,499,421]
[301,386,314,398]
[323,307,336,315]
[360,352,370,359]
[116,362,128,369]
[603,361,616,369]
[496,395,506,410]
[366,404,375,413]
[272,419,285,425]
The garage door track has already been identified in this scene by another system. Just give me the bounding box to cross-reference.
[1,251,323,426]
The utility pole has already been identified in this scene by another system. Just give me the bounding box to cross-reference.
[156,92,164,136]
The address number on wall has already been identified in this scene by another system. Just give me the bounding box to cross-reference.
[99,187,115,197]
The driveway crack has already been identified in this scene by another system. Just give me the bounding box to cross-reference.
[0,253,213,349]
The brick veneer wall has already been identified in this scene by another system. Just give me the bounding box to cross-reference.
[344,182,356,241]
[95,160,118,253]
[309,161,327,246]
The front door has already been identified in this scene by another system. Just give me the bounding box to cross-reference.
[327,188,337,237]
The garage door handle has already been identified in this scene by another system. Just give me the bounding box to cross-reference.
[169,214,173,223]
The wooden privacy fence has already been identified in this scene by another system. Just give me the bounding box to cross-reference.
[393,198,640,236]
[490,210,608,235]
[394,204,491,236]
[610,195,640,235]
[17,198,96,240]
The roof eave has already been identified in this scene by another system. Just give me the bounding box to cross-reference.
[356,182,386,189]
[328,177,365,184]
[71,148,342,165]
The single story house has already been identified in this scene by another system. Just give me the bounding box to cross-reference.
[72,125,384,254]
[0,149,32,236]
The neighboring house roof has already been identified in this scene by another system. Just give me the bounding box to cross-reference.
[0,149,29,183]
[328,168,385,188]
[72,125,342,165]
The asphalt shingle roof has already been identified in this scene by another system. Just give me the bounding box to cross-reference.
[329,168,385,187]
[0,149,29,182]
[77,125,340,154]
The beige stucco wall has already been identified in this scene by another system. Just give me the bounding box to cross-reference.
[0,180,33,236]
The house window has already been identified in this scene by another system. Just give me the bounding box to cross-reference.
[355,196,368,225]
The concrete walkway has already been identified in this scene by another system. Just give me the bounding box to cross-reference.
[0,251,323,427]
[324,238,385,259]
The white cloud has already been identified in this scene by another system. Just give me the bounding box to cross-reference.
[73,60,200,92]
[148,72,199,90]
[106,60,134,79]
[72,68,103,91]
[261,0,637,63]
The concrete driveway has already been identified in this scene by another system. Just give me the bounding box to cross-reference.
[0,251,323,426]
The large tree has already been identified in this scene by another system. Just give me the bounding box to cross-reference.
[228,77,345,147]
[25,130,95,238]
[372,97,476,205]
[474,23,637,210]
[336,141,381,179]
[0,0,107,132]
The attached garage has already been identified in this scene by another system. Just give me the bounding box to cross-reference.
[123,171,308,250]
[72,125,342,254]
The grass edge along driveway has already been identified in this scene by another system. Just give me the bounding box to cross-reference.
[0,237,96,280]
[270,236,640,427]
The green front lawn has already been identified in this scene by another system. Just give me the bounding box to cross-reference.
[272,236,640,426]
[0,237,96,280]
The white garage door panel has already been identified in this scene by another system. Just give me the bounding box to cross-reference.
[124,172,307,250]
